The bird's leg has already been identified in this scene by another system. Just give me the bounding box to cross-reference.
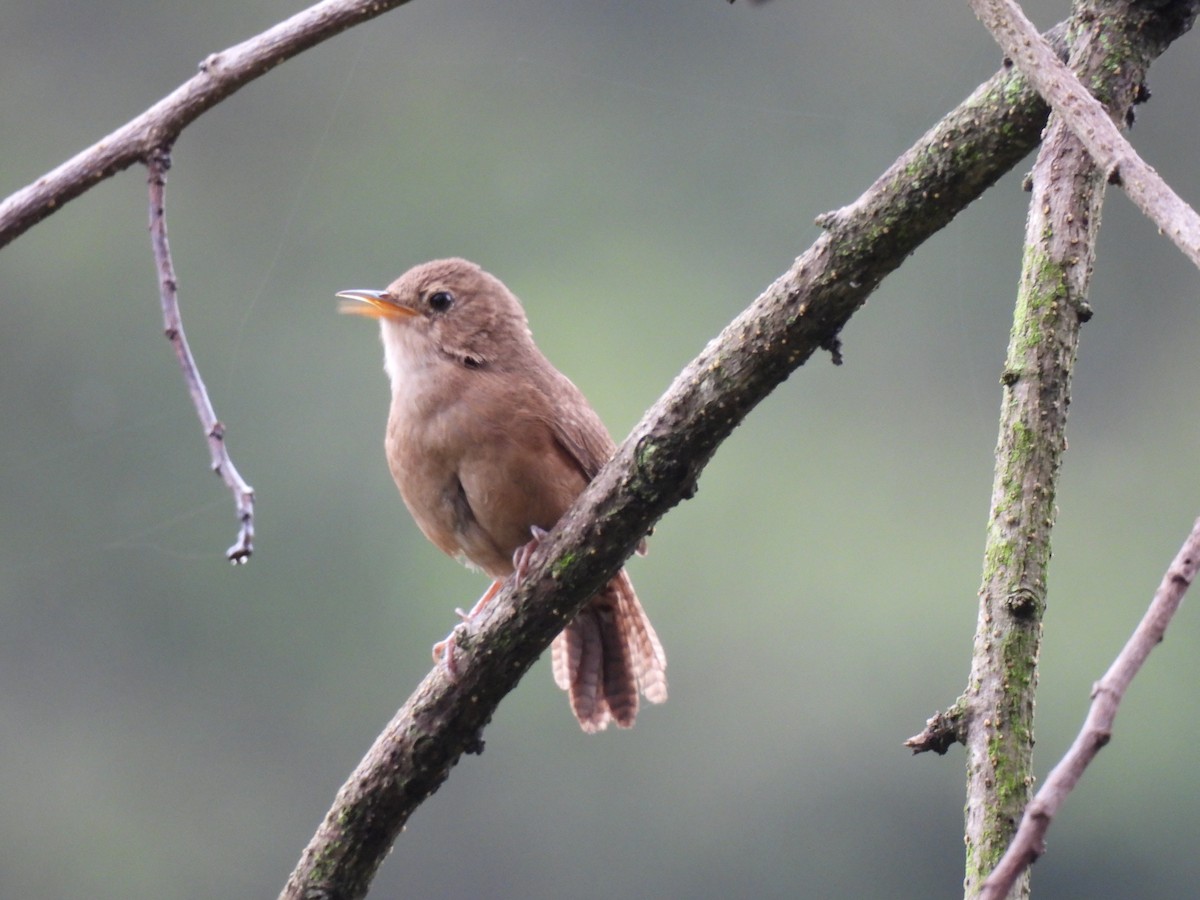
[432,525,550,678]
[453,578,506,622]
[432,578,505,677]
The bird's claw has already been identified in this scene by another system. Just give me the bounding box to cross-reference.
[432,622,470,679]
[512,525,550,585]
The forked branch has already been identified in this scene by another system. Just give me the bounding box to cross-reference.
[0,0,415,249]
[969,0,1200,269]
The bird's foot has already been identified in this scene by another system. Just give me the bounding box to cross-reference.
[431,578,506,678]
[429,532,551,678]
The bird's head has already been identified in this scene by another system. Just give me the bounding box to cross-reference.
[338,258,534,378]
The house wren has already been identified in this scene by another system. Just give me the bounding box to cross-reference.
[338,258,667,732]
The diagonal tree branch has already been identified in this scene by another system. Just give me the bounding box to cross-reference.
[980,517,1200,899]
[969,0,1200,269]
[4,2,1192,897]
[0,0,415,249]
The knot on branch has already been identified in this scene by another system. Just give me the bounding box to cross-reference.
[819,333,844,366]
[814,207,847,231]
[1005,585,1041,618]
[633,434,699,501]
[462,730,486,756]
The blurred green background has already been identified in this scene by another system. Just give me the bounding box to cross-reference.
[3,1,1199,897]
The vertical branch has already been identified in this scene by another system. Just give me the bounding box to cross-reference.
[147,148,255,563]
[963,106,1102,897]
[962,2,1172,895]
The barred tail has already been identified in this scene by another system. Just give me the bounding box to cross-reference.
[551,569,667,732]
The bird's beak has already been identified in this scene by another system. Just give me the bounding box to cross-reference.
[336,289,418,321]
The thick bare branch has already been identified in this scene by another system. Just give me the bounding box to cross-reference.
[969,0,1200,269]
[0,0,414,249]
[980,518,1200,899]
[147,150,255,563]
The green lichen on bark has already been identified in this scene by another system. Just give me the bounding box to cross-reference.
[960,2,1195,896]
[964,172,1085,900]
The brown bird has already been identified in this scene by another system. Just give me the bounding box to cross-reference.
[338,258,666,732]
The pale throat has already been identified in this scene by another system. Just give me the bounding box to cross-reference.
[379,319,442,396]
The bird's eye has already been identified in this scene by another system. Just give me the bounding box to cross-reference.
[428,290,454,313]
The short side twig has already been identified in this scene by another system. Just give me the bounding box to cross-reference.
[905,701,968,755]
[968,0,1200,270]
[980,518,1200,900]
[147,149,254,563]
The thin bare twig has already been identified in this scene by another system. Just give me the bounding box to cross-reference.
[968,0,1200,269]
[4,1,419,555]
[147,149,254,563]
[980,518,1200,899]
[0,0,415,249]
